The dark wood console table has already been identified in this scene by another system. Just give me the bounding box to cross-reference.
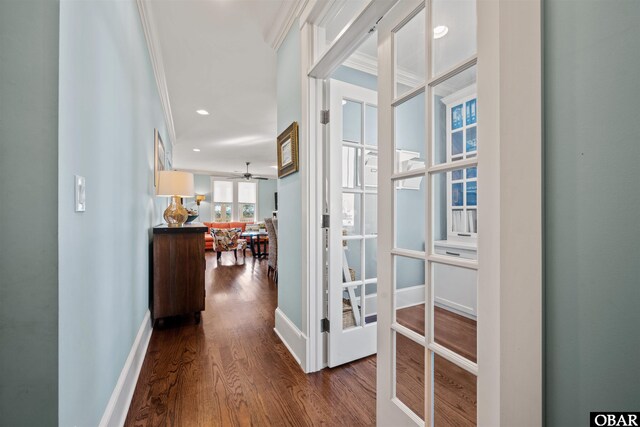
[152,223,206,325]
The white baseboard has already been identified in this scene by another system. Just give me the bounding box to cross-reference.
[274,308,308,372]
[434,299,477,320]
[363,285,426,317]
[99,310,153,427]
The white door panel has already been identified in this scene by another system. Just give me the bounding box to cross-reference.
[328,79,379,367]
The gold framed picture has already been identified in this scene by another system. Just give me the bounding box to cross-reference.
[277,121,299,178]
[154,128,165,187]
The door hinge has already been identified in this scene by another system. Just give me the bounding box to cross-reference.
[320,109,330,125]
[321,214,330,228]
[321,318,330,333]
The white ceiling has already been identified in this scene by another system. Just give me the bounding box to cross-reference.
[147,0,297,178]
[146,0,475,178]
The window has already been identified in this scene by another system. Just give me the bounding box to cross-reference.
[213,180,233,222]
[432,73,478,241]
[237,182,256,223]
[211,179,257,223]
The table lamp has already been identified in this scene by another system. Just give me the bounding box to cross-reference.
[157,170,195,227]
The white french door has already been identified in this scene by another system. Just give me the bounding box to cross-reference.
[327,79,379,367]
[377,0,479,425]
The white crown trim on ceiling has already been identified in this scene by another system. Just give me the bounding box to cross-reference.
[266,0,309,50]
[137,0,177,148]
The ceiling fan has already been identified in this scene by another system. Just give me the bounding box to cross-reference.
[231,162,269,181]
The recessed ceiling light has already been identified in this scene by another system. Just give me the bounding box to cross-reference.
[433,25,449,39]
[196,109,209,115]
[342,100,347,105]
[271,165,278,169]
[193,148,201,152]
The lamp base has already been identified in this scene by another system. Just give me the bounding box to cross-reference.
[164,196,188,227]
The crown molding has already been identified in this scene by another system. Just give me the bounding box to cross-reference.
[266,0,309,51]
[342,50,423,89]
[136,0,177,148]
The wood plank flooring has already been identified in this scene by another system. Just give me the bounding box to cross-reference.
[395,304,477,426]
[126,252,477,426]
[126,252,376,426]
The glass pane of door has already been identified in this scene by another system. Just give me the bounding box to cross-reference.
[432,0,477,76]
[395,332,426,420]
[395,8,426,97]
[432,354,477,426]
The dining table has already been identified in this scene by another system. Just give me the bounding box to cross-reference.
[241,230,269,258]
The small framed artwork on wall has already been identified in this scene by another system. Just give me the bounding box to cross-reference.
[154,129,165,187]
[277,121,299,178]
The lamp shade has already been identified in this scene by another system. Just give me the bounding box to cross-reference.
[157,171,194,197]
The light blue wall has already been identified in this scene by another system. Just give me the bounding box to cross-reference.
[545,1,640,425]
[194,174,212,221]
[258,179,277,221]
[276,24,303,329]
[0,1,60,424]
[395,92,426,287]
[57,1,167,425]
[332,65,378,91]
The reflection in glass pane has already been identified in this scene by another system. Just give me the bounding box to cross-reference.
[466,167,477,179]
[364,150,378,189]
[395,8,426,97]
[343,100,362,143]
[364,282,377,325]
[452,131,464,156]
[467,210,477,233]
[364,193,377,235]
[365,239,377,279]
[451,104,463,130]
[452,210,464,233]
[466,181,477,206]
[342,146,361,189]
[433,169,479,238]
[395,256,426,336]
[466,99,477,125]
[466,126,477,153]
[433,354,477,426]
[452,183,463,206]
[395,177,425,252]
[342,193,362,235]
[365,104,378,146]
[343,238,362,282]
[395,332,425,420]
[432,0,477,76]
[433,262,477,362]
[342,284,363,330]
[432,66,477,166]
[395,91,425,172]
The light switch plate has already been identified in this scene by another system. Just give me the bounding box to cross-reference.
[75,175,86,212]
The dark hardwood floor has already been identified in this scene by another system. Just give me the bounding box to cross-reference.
[126,252,376,426]
[126,252,476,426]
[396,304,477,426]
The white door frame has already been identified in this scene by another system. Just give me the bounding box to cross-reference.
[299,0,400,373]
[476,0,542,424]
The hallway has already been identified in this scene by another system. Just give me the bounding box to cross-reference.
[125,252,377,426]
